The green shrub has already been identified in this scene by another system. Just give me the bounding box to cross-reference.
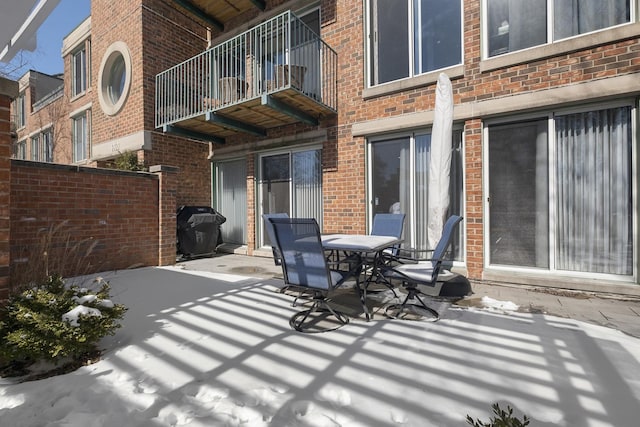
[467,403,530,427]
[112,151,146,171]
[0,275,127,373]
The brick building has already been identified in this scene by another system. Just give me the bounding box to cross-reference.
[10,0,640,296]
[11,70,66,162]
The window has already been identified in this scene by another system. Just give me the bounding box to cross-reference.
[30,135,40,161]
[13,92,26,128]
[487,104,633,276]
[485,0,631,57]
[98,42,131,115]
[368,129,464,258]
[72,46,87,96]
[72,111,89,162]
[368,0,462,86]
[15,140,27,159]
[42,129,53,162]
[257,148,323,247]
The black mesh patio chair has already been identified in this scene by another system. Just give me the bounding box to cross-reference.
[380,215,463,321]
[371,213,405,255]
[363,213,406,295]
[270,218,363,332]
[262,213,289,266]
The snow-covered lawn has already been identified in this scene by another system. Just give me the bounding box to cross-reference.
[2,266,640,426]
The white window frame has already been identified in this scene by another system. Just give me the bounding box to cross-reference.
[72,45,87,97]
[30,134,40,161]
[15,140,27,160]
[482,100,637,282]
[14,92,26,129]
[98,41,132,116]
[365,0,464,88]
[41,127,53,162]
[481,0,637,59]
[71,110,90,163]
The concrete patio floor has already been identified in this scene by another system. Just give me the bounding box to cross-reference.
[177,252,640,338]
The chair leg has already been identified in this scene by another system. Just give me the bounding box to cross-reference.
[363,270,398,298]
[384,287,439,321]
[289,297,350,333]
[280,285,313,307]
[354,278,370,322]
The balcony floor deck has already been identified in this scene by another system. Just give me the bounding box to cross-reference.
[167,88,336,142]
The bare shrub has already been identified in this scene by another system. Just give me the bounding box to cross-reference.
[10,220,104,294]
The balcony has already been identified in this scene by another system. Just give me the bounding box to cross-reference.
[155,11,338,143]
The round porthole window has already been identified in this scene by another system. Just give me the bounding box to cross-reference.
[98,41,131,116]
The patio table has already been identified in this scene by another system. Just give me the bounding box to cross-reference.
[321,234,402,320]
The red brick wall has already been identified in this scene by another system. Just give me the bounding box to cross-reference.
[317,0,640,279]
[150,164,179,265]
[464,119,483,278]
[142,133,210,207]
[88,0,212,208]
[10,161,162,284]
[90,1,145,142]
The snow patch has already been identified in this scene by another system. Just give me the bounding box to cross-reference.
[481,296,519,312]
[61,305,102,327]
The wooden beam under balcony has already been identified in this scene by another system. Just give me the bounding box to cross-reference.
[157,88,335,141]
[206,112,266,137]
[261,94,318,126]
[173,0,224,31]
[163,124,225,144]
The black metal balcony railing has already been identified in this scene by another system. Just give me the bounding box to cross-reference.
[155,11,337,130]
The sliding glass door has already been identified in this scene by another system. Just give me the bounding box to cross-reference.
[258,148,323,248]
[487,104,633,277]
[215,159,247,245]
[368,130,464,258]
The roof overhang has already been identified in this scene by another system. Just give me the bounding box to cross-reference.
[0,0,61,63]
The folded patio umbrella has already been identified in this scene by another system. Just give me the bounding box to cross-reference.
[428,73,454,248]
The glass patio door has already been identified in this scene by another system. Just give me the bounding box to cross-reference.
[487,105,633,276]
[215,159,247,245]
[258,149,323,248]
[369,131,464,256]
[370,137,412,239]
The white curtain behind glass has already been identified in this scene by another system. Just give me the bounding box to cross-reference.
[73,115,87,162]
[217,159,247,245]
[398,143,411,245]
[415,135,430,251]
[554,0,629,41]
[293,150,323,226]
[487,0,546,55]
[555,107,632,274]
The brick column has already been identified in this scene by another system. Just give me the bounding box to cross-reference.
[464,119,484,280]
[150,165,179,266]
[0,78,17,301]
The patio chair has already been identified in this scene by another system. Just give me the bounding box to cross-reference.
[363,213,406,295]
[262,213,289,266]
[270,217,363,332]
[264,213,311,304]
[380,215,463,321]
[371,213,405,254]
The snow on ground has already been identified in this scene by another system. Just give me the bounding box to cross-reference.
[2,266,640,426]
